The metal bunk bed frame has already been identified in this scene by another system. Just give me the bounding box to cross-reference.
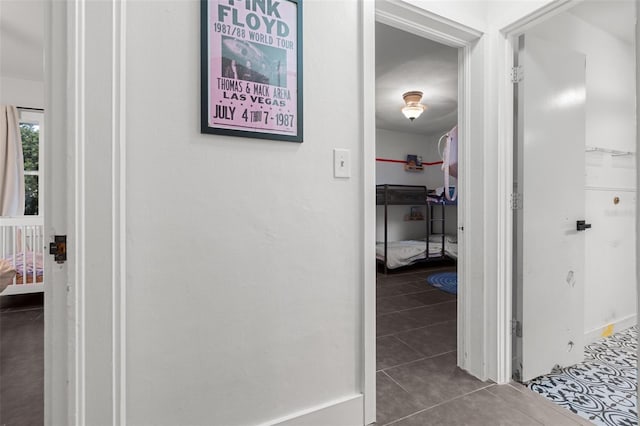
[376,184,447,274]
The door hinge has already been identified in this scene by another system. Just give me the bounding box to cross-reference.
[49,235,67,264]
[511,319,522,337]
[510,65,524,83]
[510,193,522,210]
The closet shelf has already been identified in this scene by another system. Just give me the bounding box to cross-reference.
[585,146,634,156]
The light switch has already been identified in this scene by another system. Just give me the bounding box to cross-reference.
[334,148,351,178]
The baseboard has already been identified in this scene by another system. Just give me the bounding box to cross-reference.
[262,394,364,426]
[584,314,637,345]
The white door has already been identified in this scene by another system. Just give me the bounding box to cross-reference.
[516,34,586,382]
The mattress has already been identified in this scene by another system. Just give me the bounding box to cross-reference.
[376,236,458,269]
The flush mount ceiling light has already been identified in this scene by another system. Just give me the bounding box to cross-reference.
[401,91,427,121]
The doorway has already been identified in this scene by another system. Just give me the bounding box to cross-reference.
[0,1,47,424]
[510,1,637,423]
[374,22,467,425]
[362,1,485,423]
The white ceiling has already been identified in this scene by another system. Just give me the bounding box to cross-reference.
[0,0,45,82]
[376,22,458,137]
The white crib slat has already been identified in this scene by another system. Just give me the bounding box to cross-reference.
[31,227,36,284]
[21,226,27,284]
[0,219,44,291]
[12,226,17,286]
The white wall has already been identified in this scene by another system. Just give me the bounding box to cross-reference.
[404,0,557,33]
[124,1,362,425]
[528,11,637,341]
[376,128,446,187]
[0,76,44,108]
[486,1,559,30]
[404,0,488,32]
[376,128,457,241]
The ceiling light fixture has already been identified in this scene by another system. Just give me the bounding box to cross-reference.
[401,91,427,121]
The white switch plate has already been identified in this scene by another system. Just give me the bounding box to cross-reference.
[334,148,351,178]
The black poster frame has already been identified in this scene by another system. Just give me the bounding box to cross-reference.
[200,0,303,142]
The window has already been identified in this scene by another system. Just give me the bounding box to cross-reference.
[18,110,44,216]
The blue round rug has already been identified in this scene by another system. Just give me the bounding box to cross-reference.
[427,272,457,295]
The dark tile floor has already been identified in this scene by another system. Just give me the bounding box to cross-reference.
[375,264,590,426]
[0,293,44,426]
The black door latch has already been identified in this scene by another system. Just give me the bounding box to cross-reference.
[576,220,592,231]
[49,235,67,264]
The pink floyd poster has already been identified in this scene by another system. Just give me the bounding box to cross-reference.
[201,0,303,142]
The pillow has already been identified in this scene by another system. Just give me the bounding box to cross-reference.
[0,259,16,294]
[446,235,458,244]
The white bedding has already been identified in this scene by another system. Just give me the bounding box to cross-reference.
[445,237,458,259]
[376,236,457,269]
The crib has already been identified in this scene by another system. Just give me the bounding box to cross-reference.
[0,217,45,295]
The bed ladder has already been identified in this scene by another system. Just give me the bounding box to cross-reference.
[429,202,446,257]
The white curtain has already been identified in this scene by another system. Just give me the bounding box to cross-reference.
[0,105,25,217]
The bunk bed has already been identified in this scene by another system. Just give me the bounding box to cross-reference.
[376,184,457,273]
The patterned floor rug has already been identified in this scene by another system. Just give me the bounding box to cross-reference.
[527,326,638,426]
[426,272,457,295]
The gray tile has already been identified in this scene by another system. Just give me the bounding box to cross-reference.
[411,290,456,306]
[377,313,424,337]
[376,372,425,426]
[377,273,420,286]
[408,269,455,281]
[385,352,487,408]
[376,282,427,299]
[1,308,44,426]
[395,321,457,358]
[398,301,457,328]
[393,389,542,426]
[504,382,593,425]
[0,306,44,321]
[1,310,44,361]
[377,291,443,314]
[377,336,423,371]
[1,364,44,425]
[485,384,583,426]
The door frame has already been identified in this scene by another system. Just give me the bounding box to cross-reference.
[46,0,127,424]
[495,0,584,384]
[361,1,482,423]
